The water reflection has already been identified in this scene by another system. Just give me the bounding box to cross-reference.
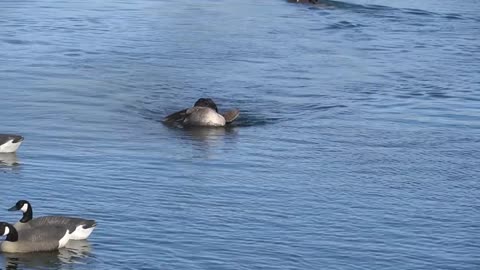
[183,126,238,142]
[0,153,20,167]
[3,240,92,270]
[59,240,92,264]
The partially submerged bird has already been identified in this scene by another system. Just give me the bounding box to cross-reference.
[0,134,24,153]
[288,0,320,3]
[8,200,96,240]
[0,222,70,253]
[163,98,240,127]
[287,0,333,7]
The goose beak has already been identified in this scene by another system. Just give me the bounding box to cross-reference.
[7,205,18,211]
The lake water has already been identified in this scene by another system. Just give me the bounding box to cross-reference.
[1,0,479,269]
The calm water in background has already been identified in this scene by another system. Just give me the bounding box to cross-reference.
[1,0,479,269]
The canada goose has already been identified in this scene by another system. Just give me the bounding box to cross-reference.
[0,134,24,153]
[287,0,319,4]
[0,222,70,253]
[164,98,240,127]
[8,200,96,240]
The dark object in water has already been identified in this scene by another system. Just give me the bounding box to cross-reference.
[164,98,240,127]
[287,0,319,4]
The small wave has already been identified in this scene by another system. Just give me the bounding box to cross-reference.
[303,104,347,111]
[441,13,479,23]
[402,8,436,16]
[138,107,164,123]
[325,20,364,29]
[291,0,472,23]
[427,92,453,99]
[443,13,463,20]
[231,113,281,127]
[1,39,46,45]
[2,39,26,45]
[288,0,370,10]
[2,38,51,46]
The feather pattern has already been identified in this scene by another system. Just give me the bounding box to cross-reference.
[1,223,70,253]
[15,217,96,240]
[15,216,96,232]
[163,109,188,124]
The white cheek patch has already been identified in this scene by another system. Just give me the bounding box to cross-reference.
[20,204,28,213]
[3,226,9,236]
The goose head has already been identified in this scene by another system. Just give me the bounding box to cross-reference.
[8,200,33,223]
[0,222,17,241]
[194,98,219,112]
[0,222,10,236]
[8,200,31,213]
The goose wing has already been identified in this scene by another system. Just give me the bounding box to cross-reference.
[29,216,96,233]
[163,108,189,124]
[222,109,240,124]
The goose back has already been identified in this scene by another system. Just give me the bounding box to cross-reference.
[15,216,96,240]
[184,107,226,127]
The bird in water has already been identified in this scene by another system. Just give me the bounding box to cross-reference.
[0,222,71,253]
[286,0,332,7]
[8,200,96,241]
[163,98,240,127]
[287,0,318,4]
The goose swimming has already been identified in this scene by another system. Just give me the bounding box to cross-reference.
[8,200,96,240]
[0,222,70,253]
[0,134,24,153]
[286,0,332,7]
[163,98,240,127]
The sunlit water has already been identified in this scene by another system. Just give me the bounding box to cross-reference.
[1,0,479,269]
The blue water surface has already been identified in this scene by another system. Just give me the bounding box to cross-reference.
[0,0,479,269]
